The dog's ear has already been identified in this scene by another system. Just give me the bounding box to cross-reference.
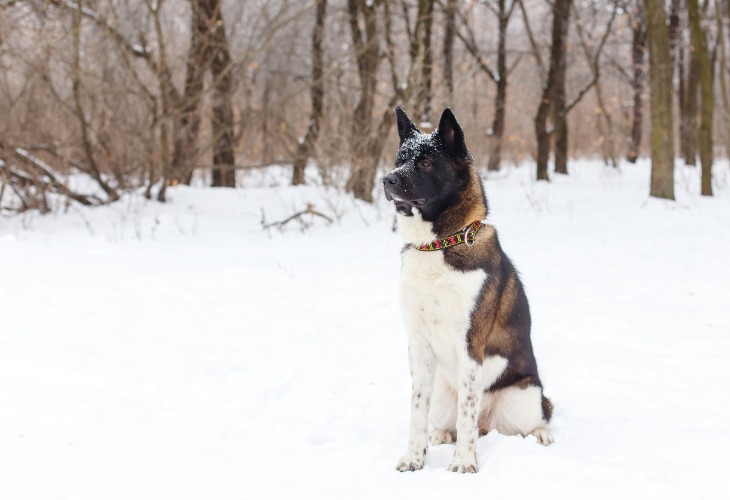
[436,108,467,157]
[395,107,418,145]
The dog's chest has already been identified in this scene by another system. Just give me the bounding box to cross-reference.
[399,249,486,368]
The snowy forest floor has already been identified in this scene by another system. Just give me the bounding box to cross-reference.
[1,160,729,499]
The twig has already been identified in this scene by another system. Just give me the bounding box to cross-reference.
[261,203,333,229]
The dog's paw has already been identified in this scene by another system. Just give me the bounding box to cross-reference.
[396,451,425,472]
[448,455,478,473]
[429,429,455,445]
[531,427,554,446]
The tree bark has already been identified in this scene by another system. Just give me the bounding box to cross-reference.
[345,0,380,202]
[487,0,514,172]
[552,0,570,175]
[292,0,327,186]
[627,9,647,163]
[443,0,457,103]
[414,0,434,125]
[171,0,211,188]
[715,0,730,161]
[682,52,699,166]
[644,0,675,200]
[208,0,236,188]
[687,0,714,195]
[535,0,572,181]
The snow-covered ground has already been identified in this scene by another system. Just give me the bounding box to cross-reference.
[1,160,729,499]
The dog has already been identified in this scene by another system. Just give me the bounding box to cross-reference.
[383,107,553,474]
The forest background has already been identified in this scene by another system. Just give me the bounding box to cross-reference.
[0,0,724,209]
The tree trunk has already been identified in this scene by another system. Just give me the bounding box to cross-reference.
[644,0,675,200]
[687,0,714,196]
[668,0,682,61]
[535,0,572,181]
[170,0,211,188]
[552,0,570,175]
[292,0,327,186]
[627,10,646,163]
[487,0,511,172]
[443,0,457,103]
[682,52,699,166]
[715,0,730,160]
[414,0,434,125]
[208,0,236,188]
[345,0,380,202]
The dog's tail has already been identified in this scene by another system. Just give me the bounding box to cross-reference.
[542,395,554,422]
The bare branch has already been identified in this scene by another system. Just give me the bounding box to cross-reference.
[518,0,546,83]
[455,7,498,82]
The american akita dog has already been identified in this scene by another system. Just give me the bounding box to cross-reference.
[383,108,553,474]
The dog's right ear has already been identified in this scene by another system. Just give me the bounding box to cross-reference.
[395,107,418,145]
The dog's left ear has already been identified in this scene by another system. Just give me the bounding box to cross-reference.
[436,108,467,157]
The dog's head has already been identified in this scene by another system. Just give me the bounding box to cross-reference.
[383,108,473,222]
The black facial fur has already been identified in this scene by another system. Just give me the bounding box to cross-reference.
[384,108,471,221]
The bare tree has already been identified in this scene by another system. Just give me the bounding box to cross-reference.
[457,0,519,172]
[534,0,572,181]
[687,0,713,196]
[715,0,730,159]
[413,0,434,125]
[292,0,327,186]
[573,1,620,168]
[442,0,457,103]
[344,0,381,202]
[626,2,647,164]
[644,0,675,200]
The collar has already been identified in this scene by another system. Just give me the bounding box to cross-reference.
[413,220,483,251]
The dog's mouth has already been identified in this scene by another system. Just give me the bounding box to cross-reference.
[384,192,427,206]
[385,193,427,216]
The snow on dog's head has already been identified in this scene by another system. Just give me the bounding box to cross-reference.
[383,108,487,236]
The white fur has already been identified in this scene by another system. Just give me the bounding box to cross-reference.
[479,385,554,444]
[396,211,496,473]
[395,210,551,473]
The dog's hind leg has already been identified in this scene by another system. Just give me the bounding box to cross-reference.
[479,384,554,445]
[396,338,436,472]
[428,369,457,445]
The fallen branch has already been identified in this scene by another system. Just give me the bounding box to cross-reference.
[262,203,333,230]
[13,148,102,206]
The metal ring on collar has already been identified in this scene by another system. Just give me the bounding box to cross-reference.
[465,226,475,246]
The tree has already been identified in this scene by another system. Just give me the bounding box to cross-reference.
[687,0,713,196]
[715,0,730,160]
[626,3,647,164]
[458,0,519,171]
[413,0,435,125]
[292,0,328,186]
[443,0,458,103]
[344,0,381,202]
[533,0,572,181]
[644,0,675,200]
[206,0,236,188]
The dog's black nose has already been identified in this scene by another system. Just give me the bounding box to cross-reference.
[383,174,399,185]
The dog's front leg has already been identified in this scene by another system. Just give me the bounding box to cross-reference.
[449,352,483,473]
[396,337,435,472]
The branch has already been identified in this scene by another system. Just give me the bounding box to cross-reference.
[261,203,333,229]
[518,0,546,83]
[12,148,101,206]
[455,8,498,82]
[562,1,619,117]
[48,1,156,67]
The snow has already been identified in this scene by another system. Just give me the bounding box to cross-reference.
[1,160,729,499]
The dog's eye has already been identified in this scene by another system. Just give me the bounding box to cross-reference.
[418,159,432,170]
